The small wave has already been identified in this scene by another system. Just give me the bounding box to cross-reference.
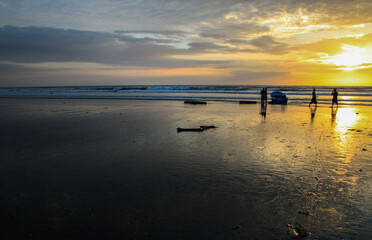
[19,89,114,93]
[1,85,371,106]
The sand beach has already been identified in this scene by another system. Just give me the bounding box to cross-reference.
[0,98,371,239]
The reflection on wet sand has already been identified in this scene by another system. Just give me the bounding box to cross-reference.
[252,104,371,239]
[260,101,267,119]
[331,107,362,163]
[334,107,359,133]
[331,107,338,124]
[309,106,317,122]
[315,105,370,238]
[0,99,371,240]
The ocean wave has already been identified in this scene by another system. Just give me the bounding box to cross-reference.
[0,85,371,105]
[9,88,372,97]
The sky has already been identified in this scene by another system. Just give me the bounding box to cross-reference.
[0,0,372,86]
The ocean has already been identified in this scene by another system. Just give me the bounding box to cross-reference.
[0,85,371,106]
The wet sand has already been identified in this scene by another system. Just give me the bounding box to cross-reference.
[0,98,371,239]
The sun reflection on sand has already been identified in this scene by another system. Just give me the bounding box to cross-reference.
[331,107,361,163]
[334,108,359,133]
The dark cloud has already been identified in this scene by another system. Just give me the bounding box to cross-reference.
[199,33,226,39]
[0,26,237,69]
[115,30,189,37]
[248,35,289,54]
[199,22,270,41]
[187,41,229,53]
[195,35,289,55]
[0,62,26,73]
[0,25,182,66]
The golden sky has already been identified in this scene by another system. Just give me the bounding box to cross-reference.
[0,0,371,86]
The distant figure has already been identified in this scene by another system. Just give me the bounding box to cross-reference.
[309,89,317,107]
[265,88,268,99]
[331,89,338,108]
[260,88,267,101]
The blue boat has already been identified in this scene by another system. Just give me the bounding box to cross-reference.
[270,91,288,104]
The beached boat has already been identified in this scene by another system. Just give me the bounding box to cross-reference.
[270,91,288,104]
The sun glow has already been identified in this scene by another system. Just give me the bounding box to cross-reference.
[331,107,363,163]
[326,45,372,71]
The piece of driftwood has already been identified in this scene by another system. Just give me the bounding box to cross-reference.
[239,101,257,104]
[177,125,216,133]
[184,100,207,105]
[200,125,216,130]
[177,127,203,132]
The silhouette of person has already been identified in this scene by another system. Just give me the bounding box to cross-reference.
[265,88,268,99]
[260,88,267,101]
[331,88,338,108]
[309,89,317,107]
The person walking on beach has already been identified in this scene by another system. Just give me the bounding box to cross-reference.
[309,88,317,107]
[265,88,268,99]
[331,88,338,108]
[260,88,267,101]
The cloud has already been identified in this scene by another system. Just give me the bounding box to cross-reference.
[0,25,181,66]
[296,33,372,52]
[0,0,239,32]
[234,0,372,26]
[1,1,371,36]
[248,35,289,54]
[187,41,229,53]
[0,62,25,73]
[0,25,240,68]
[114,30,189,37]
[0,1,371,86]
[199,22,270,40]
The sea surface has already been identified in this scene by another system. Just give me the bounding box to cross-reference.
[1,85,371,106]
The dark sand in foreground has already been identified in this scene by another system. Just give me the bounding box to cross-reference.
[0,98,371,239]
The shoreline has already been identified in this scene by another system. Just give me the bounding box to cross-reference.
[0,95,371,107]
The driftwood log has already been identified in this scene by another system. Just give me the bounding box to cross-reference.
[177,125,216,133]
[239,101,257,104]
[184,100,207,105]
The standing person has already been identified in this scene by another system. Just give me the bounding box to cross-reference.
[331,88,338,108]
[264,88,268,100]
[260,88,267,101]
[309,88,317,107]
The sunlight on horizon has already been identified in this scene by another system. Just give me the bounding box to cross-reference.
[322,45,372,71]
